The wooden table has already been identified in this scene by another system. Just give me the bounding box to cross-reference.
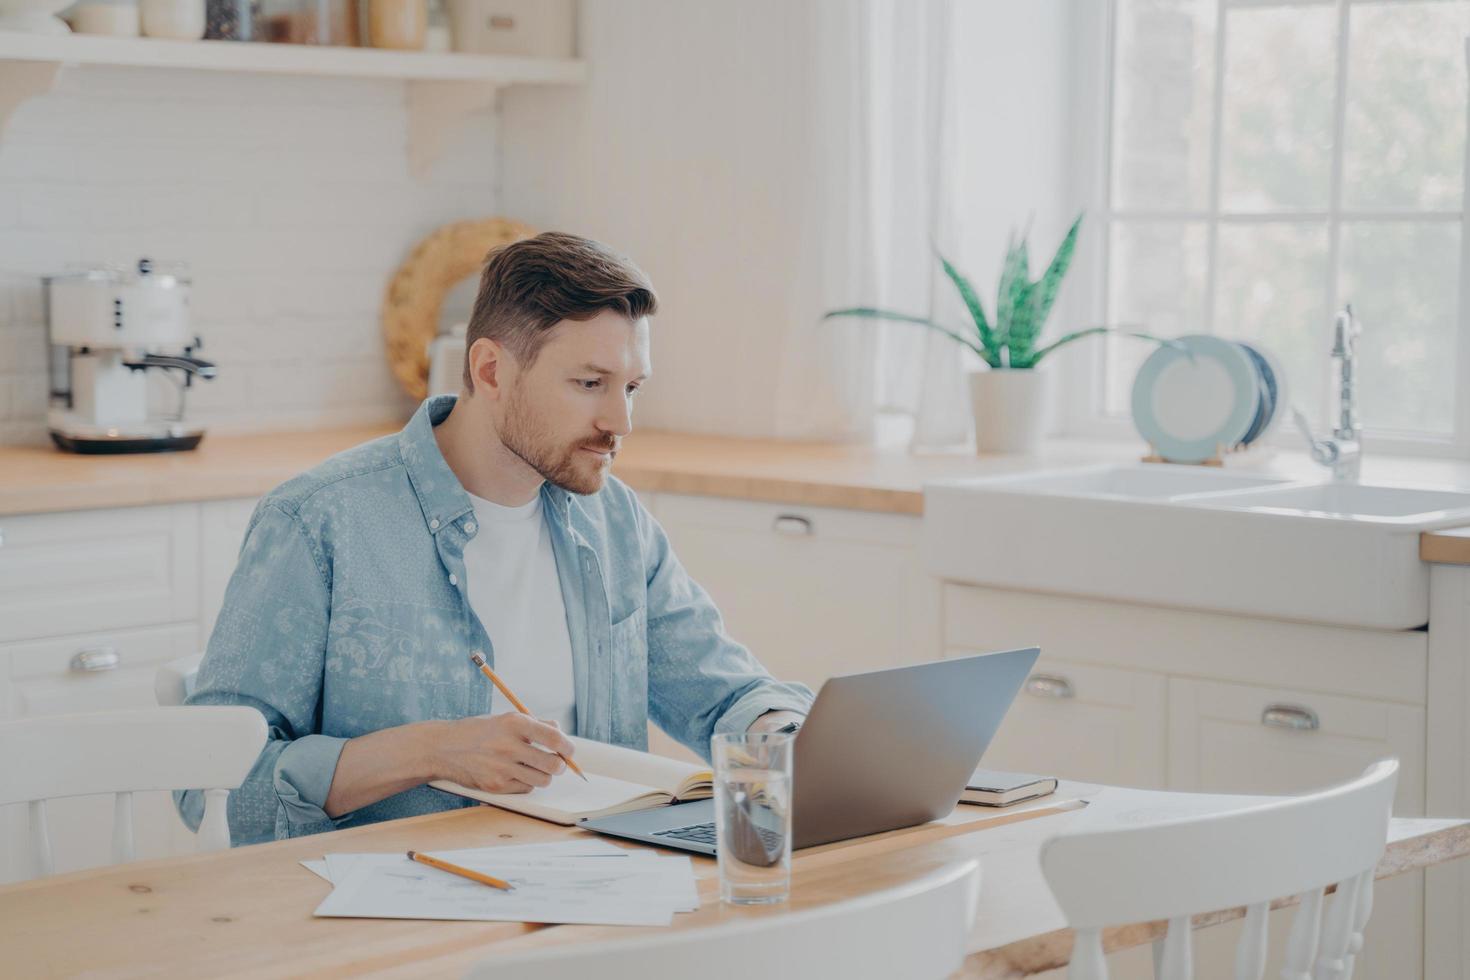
[1,784,1465,978]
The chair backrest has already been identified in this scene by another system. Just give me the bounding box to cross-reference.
[0,706,267,878]
[465,859,981,980]
[154,653,203,707]
[1040,759,1398,980]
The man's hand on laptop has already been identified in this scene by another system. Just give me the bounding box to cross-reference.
[435,713,576,794]
[747,710,805,735]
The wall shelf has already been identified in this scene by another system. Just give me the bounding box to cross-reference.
[0,30,588,175]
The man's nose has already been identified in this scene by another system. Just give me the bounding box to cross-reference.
[600,391,634,437]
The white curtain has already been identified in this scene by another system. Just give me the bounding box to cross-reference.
[773,0,974,448]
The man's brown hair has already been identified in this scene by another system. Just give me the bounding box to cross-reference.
[462,232,658,391]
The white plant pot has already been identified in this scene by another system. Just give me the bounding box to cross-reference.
[968,368,1051,455]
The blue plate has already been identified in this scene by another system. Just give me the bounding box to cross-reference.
[1131,335,1262,463]
[1237,341,1278,446]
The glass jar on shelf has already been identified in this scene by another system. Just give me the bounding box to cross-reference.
[366,0,424,50]
[259,0,357,44]
[204,0,258,39]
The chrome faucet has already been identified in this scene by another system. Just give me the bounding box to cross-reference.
[1292,305,1362,483]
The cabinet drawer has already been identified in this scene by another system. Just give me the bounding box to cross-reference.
[1168,677,1425,815]
[0,505,199,643]
[656,494,919,548]
[944,583,1426,705]
[655,494,937,689]
[957,651,1168,789]
[1,623,198,718]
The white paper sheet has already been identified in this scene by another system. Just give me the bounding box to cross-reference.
[313,850,690,926]
[301,839,637,885]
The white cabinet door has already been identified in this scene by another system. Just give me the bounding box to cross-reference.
[958,653,1168,789]
[1168,677,1425,814]
[1169,677,1427,980]
[0,622,201,884]
[0,504,199,644]
[654,495,939,691]
[199,497,258,646]
[645,495,938,762]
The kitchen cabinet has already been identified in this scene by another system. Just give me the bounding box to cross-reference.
[1167,675,1426,980]
[0,622,201,883]
[0,504,198,644]
[964,655,1167,790]
[945,579,1433,979]
[642,493,939,761]
[652,494,939,688]
[0,503,207,883]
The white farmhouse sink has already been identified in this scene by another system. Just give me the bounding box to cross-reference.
[1181,482,1470,522]
[922,465,1470,629]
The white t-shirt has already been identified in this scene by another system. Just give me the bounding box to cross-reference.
[462,490,577,733]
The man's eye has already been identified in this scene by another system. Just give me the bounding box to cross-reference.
[577,379,602,390]
[626,384,641,396]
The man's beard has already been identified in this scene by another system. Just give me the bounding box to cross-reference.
[499,389,617,496]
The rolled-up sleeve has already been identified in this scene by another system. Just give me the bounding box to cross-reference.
[637,500,814,760]
[175,501,345,845]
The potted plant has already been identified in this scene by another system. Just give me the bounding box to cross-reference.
[825,214,1166,454]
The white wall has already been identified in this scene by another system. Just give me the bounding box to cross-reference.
[0,65,501,445]
[0,1,1076,447]
[499,0,1077,440]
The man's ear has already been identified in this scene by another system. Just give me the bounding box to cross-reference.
[467,338,509,399]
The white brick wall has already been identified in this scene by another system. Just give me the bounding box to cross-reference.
[0,64,504,445]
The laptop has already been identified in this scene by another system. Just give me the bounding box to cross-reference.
[581,646,1040,854]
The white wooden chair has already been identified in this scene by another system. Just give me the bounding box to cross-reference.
[464,859,981,980]
[0,706,267,877]
[154,653,203,707]
[1040,759,1399,980]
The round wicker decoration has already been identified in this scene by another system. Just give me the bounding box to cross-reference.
[382,217,537,400]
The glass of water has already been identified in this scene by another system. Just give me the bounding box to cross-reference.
[711,731,794,905]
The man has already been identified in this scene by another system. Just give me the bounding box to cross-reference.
[179,232,813,845]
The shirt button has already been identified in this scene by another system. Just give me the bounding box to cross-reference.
[448,573,459,586]
[465,522,477,534]
[429,518,440,531]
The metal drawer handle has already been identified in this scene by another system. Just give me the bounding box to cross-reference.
[70,647,120,673]
[1261,703,1319,731]
[772,515,814,536]
[1025,673,1074,699]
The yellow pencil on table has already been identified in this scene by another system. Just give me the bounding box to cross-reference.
[407,850,514,891]
[468,652,589,782]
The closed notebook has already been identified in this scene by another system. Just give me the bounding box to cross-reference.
[430,735,712,826]
[960,769,1058,808]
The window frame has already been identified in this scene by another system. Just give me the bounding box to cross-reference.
[1059,0,1470,459]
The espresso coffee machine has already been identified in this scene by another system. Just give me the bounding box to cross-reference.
[45,258,217,454]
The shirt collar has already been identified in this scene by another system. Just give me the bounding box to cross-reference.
[398,395,474,536]
[399,394,579,536]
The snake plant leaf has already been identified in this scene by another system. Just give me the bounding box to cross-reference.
[822,307,998,365]
[1028,326,1181,366]
[1031,214,1083,334]
[995,240,1034,366]
[936,251,998,359]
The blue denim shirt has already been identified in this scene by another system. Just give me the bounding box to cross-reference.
[178,395,813,845]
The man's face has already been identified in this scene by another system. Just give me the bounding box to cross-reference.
[496,310,651,495]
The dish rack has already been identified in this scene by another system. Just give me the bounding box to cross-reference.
[1141,440,1277,469]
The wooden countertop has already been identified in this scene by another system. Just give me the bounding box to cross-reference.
[7,423,1470,563]
[0,424,1124,519]
[0,784,1462,978]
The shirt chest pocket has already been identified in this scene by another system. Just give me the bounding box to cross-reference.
[607,605,648,739]
[609,605,646,665]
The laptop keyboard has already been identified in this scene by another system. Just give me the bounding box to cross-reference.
[652,822,785,851]
[652,822,718,845]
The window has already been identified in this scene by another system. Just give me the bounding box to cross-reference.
[1082,0,1470,452]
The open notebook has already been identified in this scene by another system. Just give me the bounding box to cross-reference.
[429,735,713,826]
